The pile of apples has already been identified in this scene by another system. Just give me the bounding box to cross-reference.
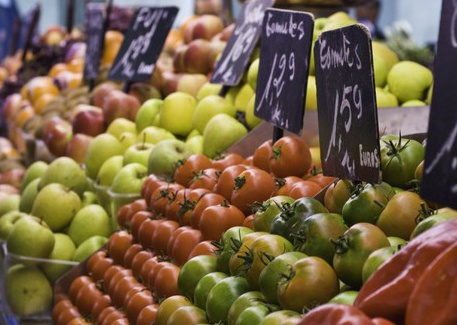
[0,155,116,317]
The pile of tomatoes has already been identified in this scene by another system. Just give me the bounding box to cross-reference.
[52,134,457,325]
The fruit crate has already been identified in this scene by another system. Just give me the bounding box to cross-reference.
[0,243,78,324]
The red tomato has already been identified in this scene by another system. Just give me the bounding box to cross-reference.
[117,199,147,230]
[74,282,104,316]
[52,298,74,323]
[243,214,254,229]
[174,153,213,187]
[68,275,93,303]
[137,218,164,250]
[90,294,112,322]
[131,250,154,279]
[212,152,245,170]
[153,262,181,299]
[230,168,276,215]
[165,188,192,222]
[177,188,211,226]
[270,136,312,178]
[273,176,304,196]
[214,164,250,200]
[110,276,141,308]
[136,303,159,325]
[169,227,204,266]
[288,180,323,199]
[189,167,221,190]
[129,210,154,243]
[151,219,180,255]
[253,139,273,172]
[199,203,246,241]
[142,175,168,207]
[149,183,184,216]
[125,290,155,324]
[187,240,218,259]
[190,193,226,229]
[122,243,143,268]
[107,230,133,265]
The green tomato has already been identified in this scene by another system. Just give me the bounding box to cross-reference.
[178,255,218,300]
[193,272,229,310]
[410,208,457,239]
[329,290,359,305]
[323,179,355,214]
[206,276,250,324]
[258,310,302,325]
[387,236,408,247]
[270,197,328,241]
[235,305,279,325]
[227,291,266,325]
[341,182,395,226]
[333,223,390,289]
[253,196,294,232]
[380,134,425,188]
[244,234,294,290]
[294,212,348,265]
[166,305,207,325]
[215,226,253,274]
[361,245,402,283]
[258,251,308,304]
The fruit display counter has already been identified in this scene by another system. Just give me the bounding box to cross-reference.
[0,1,452,324]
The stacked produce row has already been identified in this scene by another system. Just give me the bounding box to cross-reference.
[0,2,453,325]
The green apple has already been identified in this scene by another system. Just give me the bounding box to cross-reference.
[314,17,329,33]
[376,87,399,108]
[40,233,76,282]
[234,84,254,113]
[147,139,194,178]
[5,264,53,316]
[245,95,263,130]
[387,61,433,104]
[372,41,399,73]
[373,53,389,88]
[305,75,318,111]
[247,58,259,90]
[31,183,82,232]
[135,98,163,133]
[203,113,248,158]
[67,204,112,246]
[186,135,204,154]
[193,95,237,134]
[0,193,20,216]
[159,91,198,137]
[123,142,155,167]
[119,131,137,151]
[196,82,223,100]
[110,163,148,194]
[81,190,98,207]
[96,155,124,187]
[7,216,55,258]
[72,235,108,262]
[224,85,240,105]
[38,156,88,197]
[137,126,176,145]
[426,84,433,104]
[19,178,40,214]
[177,73,208,97]
[84,133,125,180]
[186,128,201,140]
[0,210,28,240]
[106,117,137,139]
[401,99,426,107]
[20,161,48,192]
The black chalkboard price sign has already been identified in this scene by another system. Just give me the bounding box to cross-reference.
[210,0,274,86]
[420,0,457,209]
[254,8,314,135]
[108,6,179,82]
[314,24,380,183]
[83,4,105,81]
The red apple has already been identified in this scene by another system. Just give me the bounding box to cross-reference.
[172,45,188,73]
[65,134,94,165]
[42,116,73,157]
[212,23,235,42]
[160,72,182,97]
[183,15,224,43]
[182,39,212,74]
[0,168,25,188]
[2,93,22,121]
[91,81,120,108]
[102,90,141,126]
[72,109,105,136]
[128,83,161,104]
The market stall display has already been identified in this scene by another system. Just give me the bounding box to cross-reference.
[0,0,453,324]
